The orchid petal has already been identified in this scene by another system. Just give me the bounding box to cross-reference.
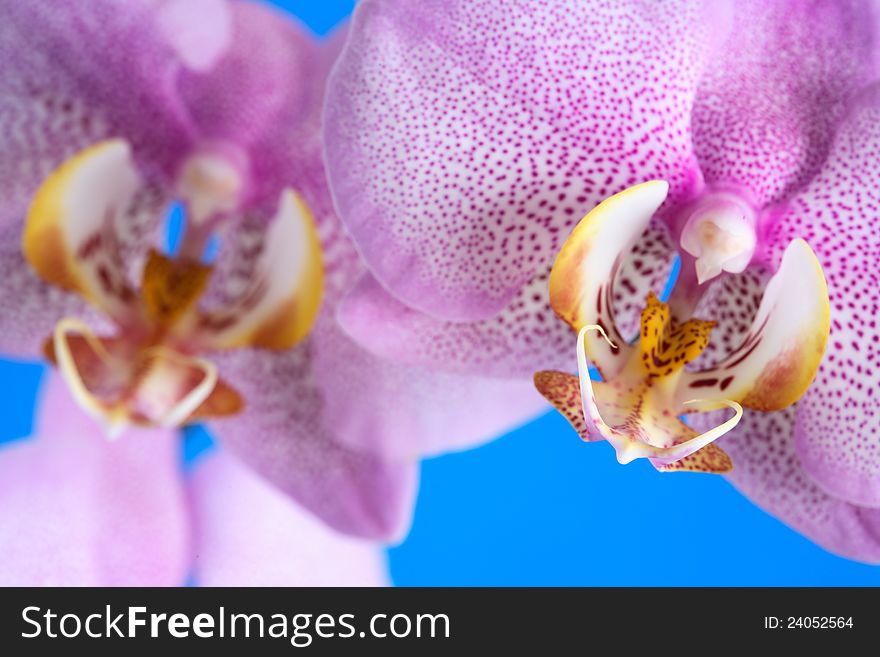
[0,219,96,357]
[157,0,233,73]
[680,239,830,412]
[549,181,669,377]
[0,374,189,585]
[208,347,418,540]
[340,217,676,379]
[763,86,880,507]
[325,0,715,322]
[338,270,571,378]
[313,313,548,461]
[0,0,195,207]
[692,0,880,207]
[691,407,880,563]
[190,450,389,586]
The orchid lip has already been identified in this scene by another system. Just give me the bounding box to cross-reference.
[572,306,742,469]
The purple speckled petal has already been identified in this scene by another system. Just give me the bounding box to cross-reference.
[0,220,93,357]
[0,0,203,216]
[693,407,880,563]
[325,0,716,322]
[208,347,418,541]
[692,0,880,208]
[338,270,571,377]
[762,86,880,507]
[0,374,190,585]
[190,450,389,586]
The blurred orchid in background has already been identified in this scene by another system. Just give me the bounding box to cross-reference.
[2,374,388,586]
[0,0,547,585]
[325,0,880,561]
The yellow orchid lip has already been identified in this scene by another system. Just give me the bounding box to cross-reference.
[23,139,325,435]
[537,181,831,473]
[555,300,742,472]
[51,317,221,435]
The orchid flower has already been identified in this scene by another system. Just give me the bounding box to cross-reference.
[0,0,549,582]
[0,374,388,586]
[324,0,880,560]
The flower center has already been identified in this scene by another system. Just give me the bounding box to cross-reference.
[679,192,757,284]
[23,139,324,436]
[540,180,830,474]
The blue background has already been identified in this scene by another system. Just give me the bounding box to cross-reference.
[2,0,878,586]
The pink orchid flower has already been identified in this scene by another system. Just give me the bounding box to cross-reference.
[324,0,880,561]
[0,0,548,582]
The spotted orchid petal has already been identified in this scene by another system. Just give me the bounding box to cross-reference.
[691,408,880,563]
[548,181,669,377]
[0,0,224,209]
[0,374,189,585]
[762,86,880,508]
[338,219,675,379]
[338,270,572,378]
[190,450,389,586]
[325,0,719,322]
[691,0,880,208]
[680,239,830,411]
